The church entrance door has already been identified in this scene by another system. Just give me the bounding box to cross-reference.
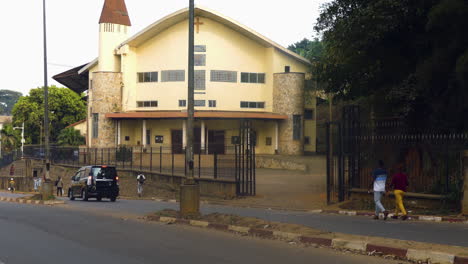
[208,130,225,154]
[171,130,183,154]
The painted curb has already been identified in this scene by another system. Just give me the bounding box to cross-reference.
[148,198,468,224]
[366,244,407,258]
[407,249,455,264]
[331,238,367,251]
[145,215,468,263]
[320,209,467,224]
[0,196,65,205]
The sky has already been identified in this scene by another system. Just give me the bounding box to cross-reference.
[0,0,328,95]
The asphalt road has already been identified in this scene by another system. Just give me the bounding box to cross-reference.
[0,202,404,264]
[59,197,468,247]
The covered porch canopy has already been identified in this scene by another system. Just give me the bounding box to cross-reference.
[105,111,288,120]
[106,111,287,154]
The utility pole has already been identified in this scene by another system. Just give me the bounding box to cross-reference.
[43,0,50,175]
[186,0,195,181]
[41,0,53,198]
[180,0,200,217]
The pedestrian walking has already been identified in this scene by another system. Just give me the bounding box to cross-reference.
[136,173,146,197]
[390,165,409,220]
[33,177,39,192]
[8,178,15,193]
[369,160,389,220]
[56,176,64,197]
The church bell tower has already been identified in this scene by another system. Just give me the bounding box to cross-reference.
[89,0,131,148]
[98,0,131,72]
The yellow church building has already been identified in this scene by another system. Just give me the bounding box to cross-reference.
[54,0,316,156]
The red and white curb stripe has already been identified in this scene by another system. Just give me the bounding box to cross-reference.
[0,196,65,205]
[146,215,468,264]
[311,209,468,224]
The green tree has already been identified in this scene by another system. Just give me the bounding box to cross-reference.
[288,38,326,92]
[315,0,468,130]
[12,86,86,144]
[0,124,20,153]
[0,90,22,115]
[57,127,85,146]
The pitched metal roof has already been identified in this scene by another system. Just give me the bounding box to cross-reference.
[119,6,311,66]
[52,64,89,94]
[99,0,131,26]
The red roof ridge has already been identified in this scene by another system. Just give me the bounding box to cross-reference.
[66,119,87,129]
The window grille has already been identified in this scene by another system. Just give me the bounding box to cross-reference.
[293,115,302,140]
[179,100,187,107]
[162,70,185,82]
[195,70,206,90]
[210,70,237,83]
[137,101,158,108]
[240,101,265,109]
[194,100,206,107]
[195,45,206,52]
[194,54,206,66]
[92,113,99,138]
[241,72,266,84]
[138,72,158,83]
[304,109,314,120]
[209,100,216,107]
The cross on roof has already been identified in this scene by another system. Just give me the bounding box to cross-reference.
[194,17,204,34]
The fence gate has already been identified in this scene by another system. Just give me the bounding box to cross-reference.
[235,120,256,196]
[326,122,344,204]
[326,106,359,204]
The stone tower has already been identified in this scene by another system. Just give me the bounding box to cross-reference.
[89,0,131,148]
[273,72,305,155]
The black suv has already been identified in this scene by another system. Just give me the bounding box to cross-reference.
[68,165,119,202]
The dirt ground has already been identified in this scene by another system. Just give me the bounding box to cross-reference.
[204,167,327,210]
[147,209,468,258]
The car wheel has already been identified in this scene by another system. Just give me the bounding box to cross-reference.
[69,189,75,201]
[110,196,117,202]
[82,189,89,201]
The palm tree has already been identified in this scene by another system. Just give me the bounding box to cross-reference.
[57,127,85,146]
[1,124,20,153]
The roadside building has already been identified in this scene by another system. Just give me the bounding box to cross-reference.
[54,0,316,155]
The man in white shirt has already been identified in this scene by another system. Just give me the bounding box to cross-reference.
[136,173,146,197]
[369,160,389,220]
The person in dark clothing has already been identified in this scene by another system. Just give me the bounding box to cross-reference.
[390,165,409,220]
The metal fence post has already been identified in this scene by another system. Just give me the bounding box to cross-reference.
[140,146,143,171]
[150,147,153,172]
[130,147,133,169]
[160,146,162,173]
[214,153,218,179]
[171,150,174,176]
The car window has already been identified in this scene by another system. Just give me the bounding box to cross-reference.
[73,171,81,181]
[81,169,91,180]
[92,167,117,180]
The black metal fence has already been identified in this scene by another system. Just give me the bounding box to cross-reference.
[22,145,238,181]
[327,105,468,204]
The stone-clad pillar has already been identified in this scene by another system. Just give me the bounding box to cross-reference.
[462,151,468,216]
[90,72,122,148]
[273,72,305,155]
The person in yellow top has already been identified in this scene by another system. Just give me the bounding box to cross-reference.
[8,178,15,193]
